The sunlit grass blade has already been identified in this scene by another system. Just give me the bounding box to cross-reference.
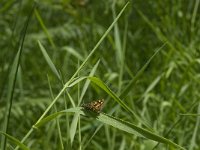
[180,113,200,116]
[38,40,61,80]
[118,18,128,93]
[66,92,76,108]
[79,60,100,105]
[0,132,29,150]
[88,77,133,113]
[34,107,82,128]
[68,76,87,87]
[191,0,200,32]
[112,4,122,66]
[98,113,185,150]
[70,113,79,144]
[119,137,126,150]
[189,103,200,150]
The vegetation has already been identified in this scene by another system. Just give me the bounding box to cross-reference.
[0,0,200,149]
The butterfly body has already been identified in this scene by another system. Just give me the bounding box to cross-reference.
[81,99,104,113]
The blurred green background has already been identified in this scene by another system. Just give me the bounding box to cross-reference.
[0,0,200,149]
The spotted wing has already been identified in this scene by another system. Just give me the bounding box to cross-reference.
[82,99,104,113]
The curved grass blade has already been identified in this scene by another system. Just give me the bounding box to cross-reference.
[88,77,133,113]
[79,60,100,105]
[38,41,61,80]
[97,113,185,150]
[34,109,185,150]
[34,107,83,128]
[62,46,84,61]
[0,132,29,150]
[68,76,88,87]
[88,76,150,128]
[70,113,79,144]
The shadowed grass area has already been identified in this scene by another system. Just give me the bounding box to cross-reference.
[0,0,199,150]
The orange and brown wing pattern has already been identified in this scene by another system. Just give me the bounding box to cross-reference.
[81,99,104,113]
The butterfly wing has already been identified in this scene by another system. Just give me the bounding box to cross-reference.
[82,99,104,113]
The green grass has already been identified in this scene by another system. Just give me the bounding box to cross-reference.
[0,0,200,150]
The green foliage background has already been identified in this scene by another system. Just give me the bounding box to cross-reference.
[0,0,200,149]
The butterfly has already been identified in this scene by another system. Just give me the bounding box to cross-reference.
[81,99,104,113]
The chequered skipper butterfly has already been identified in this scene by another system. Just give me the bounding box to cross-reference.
[81,99,104,113]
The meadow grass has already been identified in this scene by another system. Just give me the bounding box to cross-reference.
[0,1,200,150]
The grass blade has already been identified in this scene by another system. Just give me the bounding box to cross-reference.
[34,108,185,150]
[79,60,100,105]
[70,60,100,144]
[34,9,56,48]
[34,107,82,128]
[38,40,61,80]
[62,46,84,61]
[0,132,29,150]
[97,113,185,150]
[189,103,200,150]
[180,114,200,116]
[66,2,129,85]
[88,76,150,127]
[120,43,166,98]
[1,3,35,149]
[70,113,79,144]
[47,75,63,149]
